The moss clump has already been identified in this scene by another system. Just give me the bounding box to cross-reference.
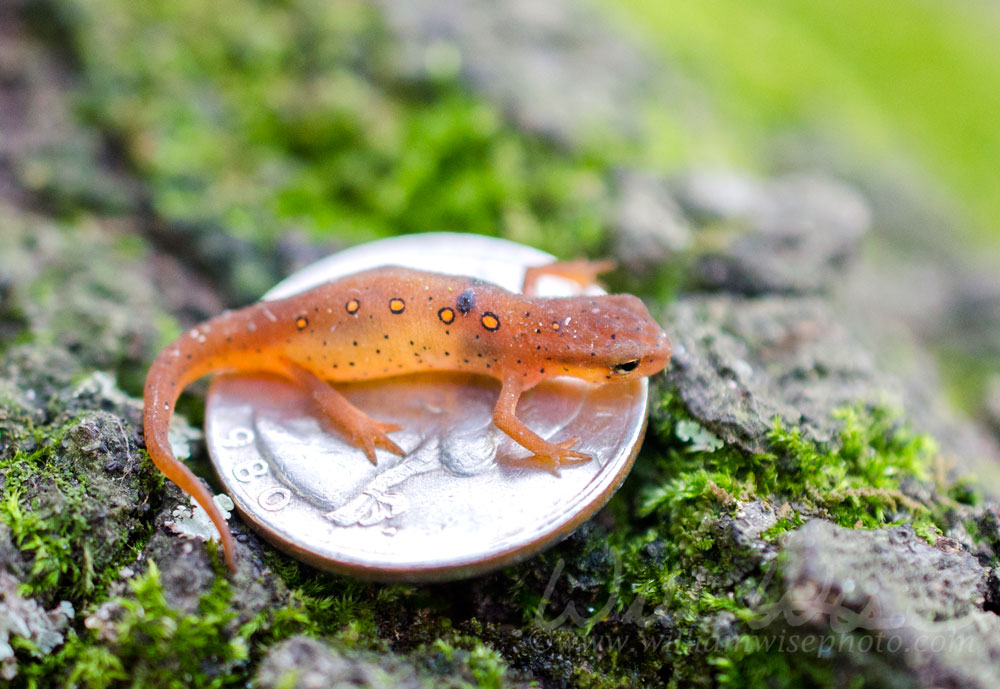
[643,396,946,555]
[418,634,511,689]
[37,562,247,689]
[480,398,955,688]
[587,398,957,687]
[0,414,157,604]
[57,0,607,274]
[250,554,414,652]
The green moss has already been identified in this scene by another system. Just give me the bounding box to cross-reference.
[583,398,957,687]
[252,554,414,651]
[57,0,608,267]
[643,397,944,555]
[53,562,247,689]
[710,640,839,689]
[420,635,511,689]
[0,426,154,602]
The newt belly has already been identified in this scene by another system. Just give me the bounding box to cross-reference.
[143,261,671,571]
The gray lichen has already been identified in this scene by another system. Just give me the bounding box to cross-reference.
[0,571,73,681]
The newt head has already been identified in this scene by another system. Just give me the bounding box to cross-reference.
[522,294,671,385]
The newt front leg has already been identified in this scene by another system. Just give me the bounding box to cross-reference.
[492,373,590,472]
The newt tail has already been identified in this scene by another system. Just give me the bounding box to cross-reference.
[143,328,243,571]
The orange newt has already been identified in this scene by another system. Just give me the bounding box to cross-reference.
[143,261,671,570]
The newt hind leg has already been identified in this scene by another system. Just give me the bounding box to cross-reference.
[284,362,404,464]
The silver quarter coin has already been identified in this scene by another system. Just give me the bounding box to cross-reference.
[205,233,650,581]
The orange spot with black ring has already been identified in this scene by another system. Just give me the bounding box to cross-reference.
[345,298,360,315]
[389,298,406,314]
[438,307,455,324]
[551,321,560,331]
[295,316,309,330]
[481,312,500,331]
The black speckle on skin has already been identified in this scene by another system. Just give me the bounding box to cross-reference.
[457,289,475,314]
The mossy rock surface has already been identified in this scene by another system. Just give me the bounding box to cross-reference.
[1,1,1000,688]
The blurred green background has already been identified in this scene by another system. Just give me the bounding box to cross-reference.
[612,0,1000,245]
[50,0,1000,251]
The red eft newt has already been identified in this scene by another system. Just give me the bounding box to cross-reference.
[143,260,671,570]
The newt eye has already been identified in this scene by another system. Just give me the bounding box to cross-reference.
[612,359,640,375]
